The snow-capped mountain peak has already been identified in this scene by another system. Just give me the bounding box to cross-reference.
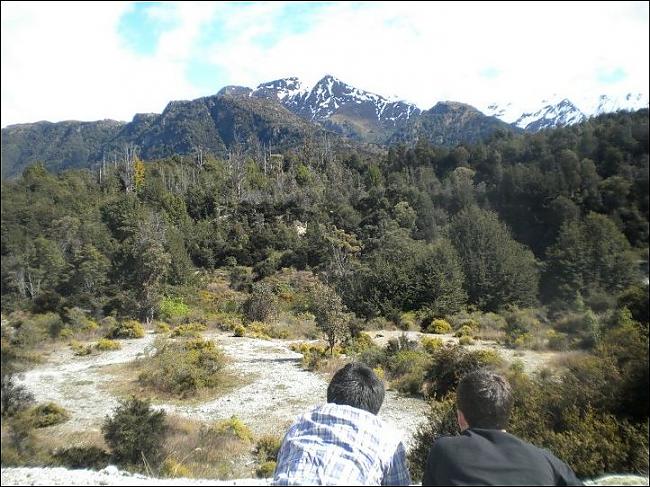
[247,75,420,131]
[483,92,647,132]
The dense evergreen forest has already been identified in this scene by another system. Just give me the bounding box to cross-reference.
[1,109,648,479]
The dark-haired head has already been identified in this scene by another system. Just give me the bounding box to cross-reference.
[327,363,385,415]
[456,369,513,430]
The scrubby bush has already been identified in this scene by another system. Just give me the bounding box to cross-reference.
[255,434,282,463]
[290,342,339,370]
[159,297,190,322]
[170,323,206,338]
[256,461,277,478]
[1,375,34,418]
[243,283,279,323]
[421,336,443,354]
[229,266,253,292]
[458,336,474,346]
[138,338,226,397]
[69,340,93,356]
[454,325,475,338]
[101,396,168,467]
[160,457,192,478]
[26,402,69,428]
[426,319,452,334]
[508,370,649,478]
[389,350,432,396]
[398,312,419,331]
[9,312,59,346]
[206,416,253,443]
[344,332,375,355]
[64,307,98,332]
[503,307,545,348]
[95,338,121,351]
[425,344,504,398]
[356,344,389,370]
[106,320,145,339]
[247,321,289,340]
[546,330,570,351]
[53,445,110,469]
[408,398,459,481]
[154,322,171,334]
[233,324,246,337]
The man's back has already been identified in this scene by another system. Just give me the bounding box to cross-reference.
[273,403,410,486]
[423,429,583,486]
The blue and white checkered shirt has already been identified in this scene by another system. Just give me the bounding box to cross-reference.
[273,403,411,486]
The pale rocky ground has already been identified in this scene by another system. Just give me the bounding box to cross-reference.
[14,331,428,445]
[2,467,647,486]
[5,329,647,486]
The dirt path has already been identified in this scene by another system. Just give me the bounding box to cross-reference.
[15,332,429,446]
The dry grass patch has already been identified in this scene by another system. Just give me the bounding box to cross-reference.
[161,415,255,479]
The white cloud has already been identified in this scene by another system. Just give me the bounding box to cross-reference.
[206,1,649,111]
[2,1,648,127]
[1,1,209,127]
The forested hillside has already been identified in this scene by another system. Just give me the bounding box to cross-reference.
[1,109,648,479]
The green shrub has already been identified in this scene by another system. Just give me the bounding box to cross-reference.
[159,297,190,321]
[398,312,419,331]
[26,402,69,428]
[69,340,93,356]
[426,319,452,334]
[247,321,289,340]
[95,338,121,351]
[255,435,282,462]
[169,323,206,338]
[53,445,110,469]
[508,370,649,478]
[458,336,474,346]
[546,330,570,351]
[154,322,171,334]
[256,460,277,478]
[389,350,432,396]
[344,332,375,355]
[504,308,544,347]
[65,307,97,332]
[454,325,475,338]
[101,396,168,467]
[160,457,191,478]
[425,344,504,398]
[209,416,253,443]
[11,313,58,346]
[138,338,226,397]
[356,344,388,370]
[106,320,145,339]
[421,336,444,354]
[243,283,279,323]
[233,324,246,337]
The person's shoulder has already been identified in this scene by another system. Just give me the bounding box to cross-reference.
[429,434,465,452]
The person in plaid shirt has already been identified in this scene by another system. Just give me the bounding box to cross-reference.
[273,362,411,486]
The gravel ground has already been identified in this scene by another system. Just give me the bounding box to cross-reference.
[0,466,270,486]
[15,334,158,434]
[2,467,647,486]
[161,332,429,445]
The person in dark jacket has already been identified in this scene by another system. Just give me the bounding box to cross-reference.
[422,369,583,486]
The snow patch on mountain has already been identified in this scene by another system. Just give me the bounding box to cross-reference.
[483,92,648,132]
[249,75,420,128]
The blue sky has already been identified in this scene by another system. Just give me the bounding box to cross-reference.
[2,1,648,127]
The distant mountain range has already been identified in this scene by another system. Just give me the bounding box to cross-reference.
[482,92,648,131]
[2,74,647,178]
